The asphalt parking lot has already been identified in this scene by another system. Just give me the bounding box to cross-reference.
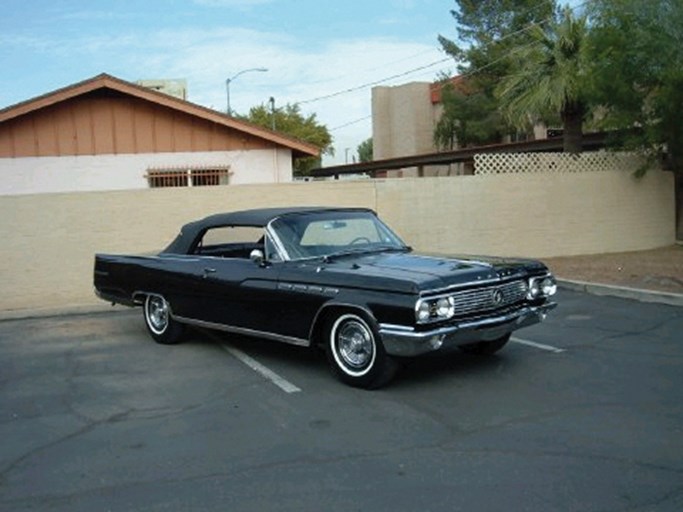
[1,289,682,512]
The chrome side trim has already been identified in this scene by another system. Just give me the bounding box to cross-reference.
[132,290,151,305]
[130,291,309,347]
[378,323,415,333]
[172,315,310,348]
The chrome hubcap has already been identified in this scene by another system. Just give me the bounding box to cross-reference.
[337,320,374,369]
[147,296,169,333]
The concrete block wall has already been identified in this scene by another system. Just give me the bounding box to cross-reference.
[0,170,675,313]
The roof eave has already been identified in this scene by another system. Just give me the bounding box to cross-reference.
[0,73,319,157]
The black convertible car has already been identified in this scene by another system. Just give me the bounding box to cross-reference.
[94,207,557,388]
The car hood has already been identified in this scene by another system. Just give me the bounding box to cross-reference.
[288,251,547,294]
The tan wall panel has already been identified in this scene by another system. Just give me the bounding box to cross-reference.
[0,95,276,157]
[377,172,676,257]
[72,101,95,154]
[0,171,674,313]
[173,114,193,152]
[60,106,79,154]
[89,99,116,154]
[112,99,136,153]
[132,102,155,152]
[9,117,38,156]
[152,108,174,151]
[0,124,13,156]
[34,113,59,156]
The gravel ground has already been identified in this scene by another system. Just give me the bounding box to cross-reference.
[543,244,683,294]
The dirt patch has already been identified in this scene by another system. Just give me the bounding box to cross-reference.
[543,245,683,294]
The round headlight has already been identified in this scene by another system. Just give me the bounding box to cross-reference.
[436,297,454,318]
[541,277,557,296]
[416,301,431,322]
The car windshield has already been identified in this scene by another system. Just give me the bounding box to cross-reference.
[268,210,408,261]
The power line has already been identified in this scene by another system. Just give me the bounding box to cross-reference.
[298,8,559,107]
[330,115,372,131]
[302,47,445,87]
[318,0,591,132]
[298,57,451,105]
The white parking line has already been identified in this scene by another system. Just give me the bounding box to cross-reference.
[221,344,302,394]
[511,337,566,353]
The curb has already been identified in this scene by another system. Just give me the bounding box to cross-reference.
[558,279,683,307]
[0,303,135,322]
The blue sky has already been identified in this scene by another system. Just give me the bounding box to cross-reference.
[0,0,577,164]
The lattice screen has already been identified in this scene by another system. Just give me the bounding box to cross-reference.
[474,151,645,175]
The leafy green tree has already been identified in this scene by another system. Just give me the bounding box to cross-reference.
[434,81,503,149]
[496,7,592,153]
[357,138,373,162]
[437,0,557,145]
[588,0,683,237]
[588,0,683,172]
[243,103,334,176]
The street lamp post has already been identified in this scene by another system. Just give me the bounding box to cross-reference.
[225,67,268,116]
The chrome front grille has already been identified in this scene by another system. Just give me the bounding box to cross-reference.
[450,280,527,317]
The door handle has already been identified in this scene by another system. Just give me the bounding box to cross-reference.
[203,267,217,277]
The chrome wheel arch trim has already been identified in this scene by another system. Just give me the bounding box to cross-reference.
[308,301,377,343]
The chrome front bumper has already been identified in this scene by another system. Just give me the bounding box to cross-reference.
[379,303,557,357]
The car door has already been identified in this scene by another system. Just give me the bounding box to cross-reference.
[195,256,283,334]
[184,225,284,335]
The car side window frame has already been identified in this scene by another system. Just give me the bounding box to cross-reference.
[188,225,268,260]
[265,221,291,261]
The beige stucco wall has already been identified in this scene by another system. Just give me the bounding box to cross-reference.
[372,83,438,159]
[371,83,462,177]
[0,170,675,313]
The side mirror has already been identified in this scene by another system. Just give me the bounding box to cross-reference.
[249,249,265,266]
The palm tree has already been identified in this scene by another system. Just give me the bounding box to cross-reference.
[496,8,591,153]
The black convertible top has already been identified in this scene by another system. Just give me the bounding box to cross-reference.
[162,206,374,254]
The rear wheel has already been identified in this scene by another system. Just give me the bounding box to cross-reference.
[325,312,398,389]
[459,333,510,355]
[143,294,184,345]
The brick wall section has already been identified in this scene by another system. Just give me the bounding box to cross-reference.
[0,170,675,312]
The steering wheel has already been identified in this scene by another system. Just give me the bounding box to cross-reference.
[349,236,372,245]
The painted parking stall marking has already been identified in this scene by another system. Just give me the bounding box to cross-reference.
[221,344,302,394]
[511,336,566,353]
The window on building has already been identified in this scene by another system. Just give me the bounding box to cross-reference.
[144,167,231,188]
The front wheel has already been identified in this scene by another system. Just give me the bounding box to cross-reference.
[143,294,184,345]
[325,312,398,389]
[459,333,510,356]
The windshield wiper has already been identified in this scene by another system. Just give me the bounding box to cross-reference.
[321,245,410,263]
